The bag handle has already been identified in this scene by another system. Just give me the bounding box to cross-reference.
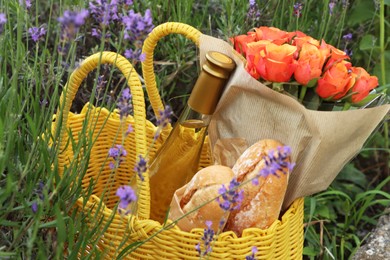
[142,22,201,129]
[53,52,150,218]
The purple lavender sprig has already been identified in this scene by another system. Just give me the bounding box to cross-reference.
[19,0,32,10]
[108,144,127,169]
[31,181,46,213]
[122,9,154,43]
[117,88,132,120]
[153,105,173,140]
[247,0,260,21]
[124,48,145,62]
[246,246,258,260]
[216,178,244,212]
[253,146,295,185]
[195,220,215,257]
[329,1,336,15]
[293,2,303,17]
[89,0,120,26]
[116,185,137,213]
[28,26,46,42]
[134,155,147,182]
[122,8,154,62]
[342,33,353,57]
[0,13,7,35]
[57,9,89,54]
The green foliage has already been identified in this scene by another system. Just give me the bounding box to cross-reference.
[0,0,388,259]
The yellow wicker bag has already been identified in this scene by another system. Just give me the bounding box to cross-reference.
[52,22,304,259]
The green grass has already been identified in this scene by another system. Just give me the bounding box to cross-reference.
[0,0,389,259]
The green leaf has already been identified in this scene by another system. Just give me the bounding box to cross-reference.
[352,93,383,108]
[303,246,319,256]
[336,164,367,188]
[306,78,318,88]
[348,0,377,26]
[359,34,377,51]
[385,0,390,6]
[316,204,331,219]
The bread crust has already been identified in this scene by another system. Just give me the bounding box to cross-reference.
[179,165,234,231]
[224,139,291,236]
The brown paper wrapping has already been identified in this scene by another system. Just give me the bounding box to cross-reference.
[212,138,248,168]
[168,185,196,231]
[198,34,390,210]
[169,184,230,232]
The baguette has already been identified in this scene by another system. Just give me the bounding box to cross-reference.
[224,139,291,236]
[178,165,234,231]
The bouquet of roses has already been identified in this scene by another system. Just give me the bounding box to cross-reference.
[230,26,380,110]
[195,28,389,208]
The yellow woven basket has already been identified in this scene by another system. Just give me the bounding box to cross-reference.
[52,22,304,259]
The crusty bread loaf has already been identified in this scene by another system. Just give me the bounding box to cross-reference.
[224,139,291,236]
[178,165,234,231]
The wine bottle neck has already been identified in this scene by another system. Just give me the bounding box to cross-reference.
[178,105,212,127]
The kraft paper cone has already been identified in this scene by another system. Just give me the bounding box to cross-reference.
[198,34,390,209]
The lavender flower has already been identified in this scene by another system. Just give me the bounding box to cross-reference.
[28,26,46,42]
[344,49,353,57]
[196,221,215,257]
[247,0,260,21]
[117,87,132,120]
[246,246,258,260]
[124,48,145,62]
[134,155,147,181]
[89,0,120,26]
[255,146,295,182]
[342,33,352,41]
[57,9,89,54]
[329,1,336,15]
[31,181,46,213]
[19,0,32,9]
[108,144,127,169]
[153,105,173,140]
[216,178,244,212]
[293,2,303,17]
[40,99,48,107]
[0,13,6,35]
[58,9,89,29]
[156,105,173,128]
[122,9,154,43]
[31,201,38,213]
[91,27,111,38]
[116,185,137,209]
[95,75,106,95]
[125,124,134,136]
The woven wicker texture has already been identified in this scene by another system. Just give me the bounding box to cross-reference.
[53,22,304,259]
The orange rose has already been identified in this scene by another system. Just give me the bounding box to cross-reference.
[245,40,271,80]
[293,35,321,50]
[254,26,296,45]
[349,67,378,103]
[324,46,350,70]
[316,61,354,100]
[231,32,257,56]
[247,42,298,82]
[294,42,329,85]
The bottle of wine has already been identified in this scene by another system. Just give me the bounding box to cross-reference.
[148,51,236,223]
